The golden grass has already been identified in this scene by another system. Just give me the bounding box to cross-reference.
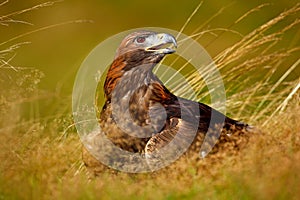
[0,1,300,200]
[0,97,299,199]
[166,3,300,126]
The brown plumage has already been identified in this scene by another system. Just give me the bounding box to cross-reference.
[82,31,253,174]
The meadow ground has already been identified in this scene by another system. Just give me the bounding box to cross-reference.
[0,97,299,200]
[0,1,299,200]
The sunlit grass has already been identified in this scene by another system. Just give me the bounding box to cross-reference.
[167,3,300,125]
[0,1,299,200]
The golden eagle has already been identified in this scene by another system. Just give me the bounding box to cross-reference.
[82,31,252,173]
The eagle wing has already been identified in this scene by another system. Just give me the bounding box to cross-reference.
[145,93,244,160]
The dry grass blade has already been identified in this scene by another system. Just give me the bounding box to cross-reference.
[262,80,300,126]
[0,1,93,72]
[0,0,8,7]
[154,2,203,76]
[176,1,203,40]
[253,58,300,119]
[0,1,62,26]
[235,3,271,24]
[165,3,300,126]
[178,28,244,43]
[0,19,93,47]
[215,3,300,67]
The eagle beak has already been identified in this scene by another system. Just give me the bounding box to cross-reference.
[145,33,177,54]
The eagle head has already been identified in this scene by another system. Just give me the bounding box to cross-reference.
[103,31,177,98]
[114,31,177,65]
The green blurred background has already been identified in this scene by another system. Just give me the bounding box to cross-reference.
[1,0,299,121]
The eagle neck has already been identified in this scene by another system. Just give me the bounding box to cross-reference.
[104,58,158,100]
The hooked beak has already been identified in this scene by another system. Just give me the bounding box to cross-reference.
[145,33,177,54]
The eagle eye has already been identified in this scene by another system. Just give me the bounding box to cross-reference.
[136,36,146,43]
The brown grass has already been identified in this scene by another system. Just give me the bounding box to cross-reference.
[0,97,299,199]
